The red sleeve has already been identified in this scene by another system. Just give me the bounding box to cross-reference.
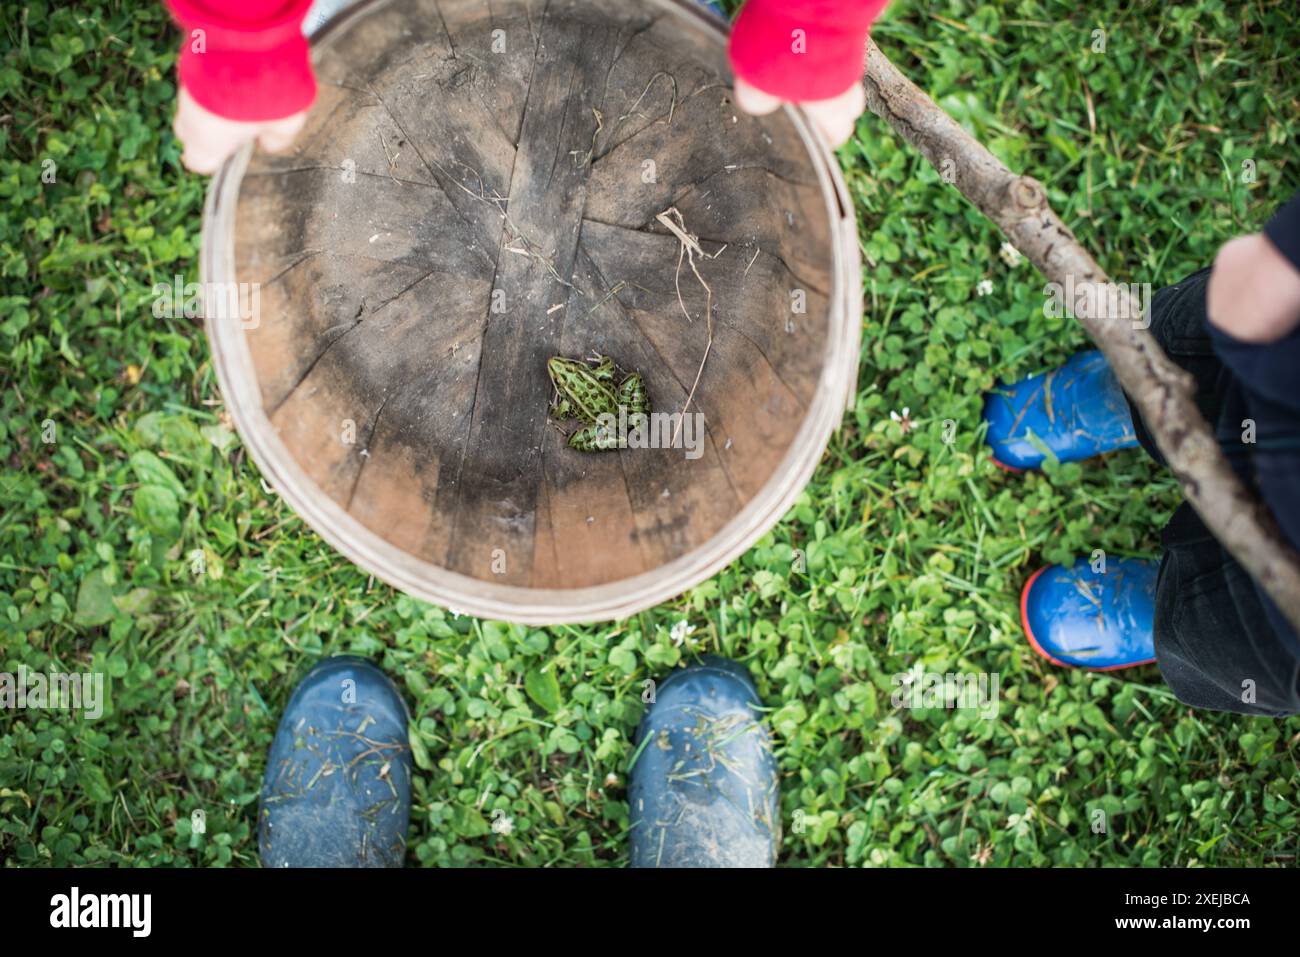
[166,0,316,122]
[728,0,890,101]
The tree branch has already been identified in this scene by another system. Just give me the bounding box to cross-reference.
[861,40,1300,632]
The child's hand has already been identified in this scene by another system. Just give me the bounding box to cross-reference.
[1207,232,1300,344]
[173,87,307,175]
[727,0,886,148]
[734,77,866,149]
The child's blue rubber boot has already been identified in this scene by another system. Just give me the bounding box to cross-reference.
[629,656,779,868]
[984,350,1139,471]
[1021,557,1158,670]
[259,656,412,867]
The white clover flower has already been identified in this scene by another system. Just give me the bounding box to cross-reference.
[976,279,994,297]
[890,407,914,435]
[670,619,696,646]
[491,813,514,836]
[999,242,1022,267]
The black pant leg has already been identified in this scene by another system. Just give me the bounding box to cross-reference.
[1125,268,1237,467]
[1152,504,1300,715]
[1123,269,1300,715]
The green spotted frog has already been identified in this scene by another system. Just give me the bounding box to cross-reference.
[547,355,651,452]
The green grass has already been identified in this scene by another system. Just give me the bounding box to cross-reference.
[2,0,1299,867]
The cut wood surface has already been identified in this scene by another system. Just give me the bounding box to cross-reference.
[213,0,856,607]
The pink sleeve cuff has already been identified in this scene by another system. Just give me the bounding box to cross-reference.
[728,0,890,102]
[167,0,316,122]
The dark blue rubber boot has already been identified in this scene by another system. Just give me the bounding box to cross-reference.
[259,656,412,867]
[984,350,1139,471]
[1021,557,1158,670]
[629,656,779,868]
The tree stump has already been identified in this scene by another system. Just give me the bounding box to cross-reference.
[202,0,860,622]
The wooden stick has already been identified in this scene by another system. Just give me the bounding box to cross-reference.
[861,39,1300,631]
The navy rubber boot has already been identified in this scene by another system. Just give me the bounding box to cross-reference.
[629,656,779,868]
[984,350,1139,471]
[259,656,412,867]
[1021,557,1158,670]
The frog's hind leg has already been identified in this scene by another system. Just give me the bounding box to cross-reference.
[568,422,625,452]
[616,374,651,416]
